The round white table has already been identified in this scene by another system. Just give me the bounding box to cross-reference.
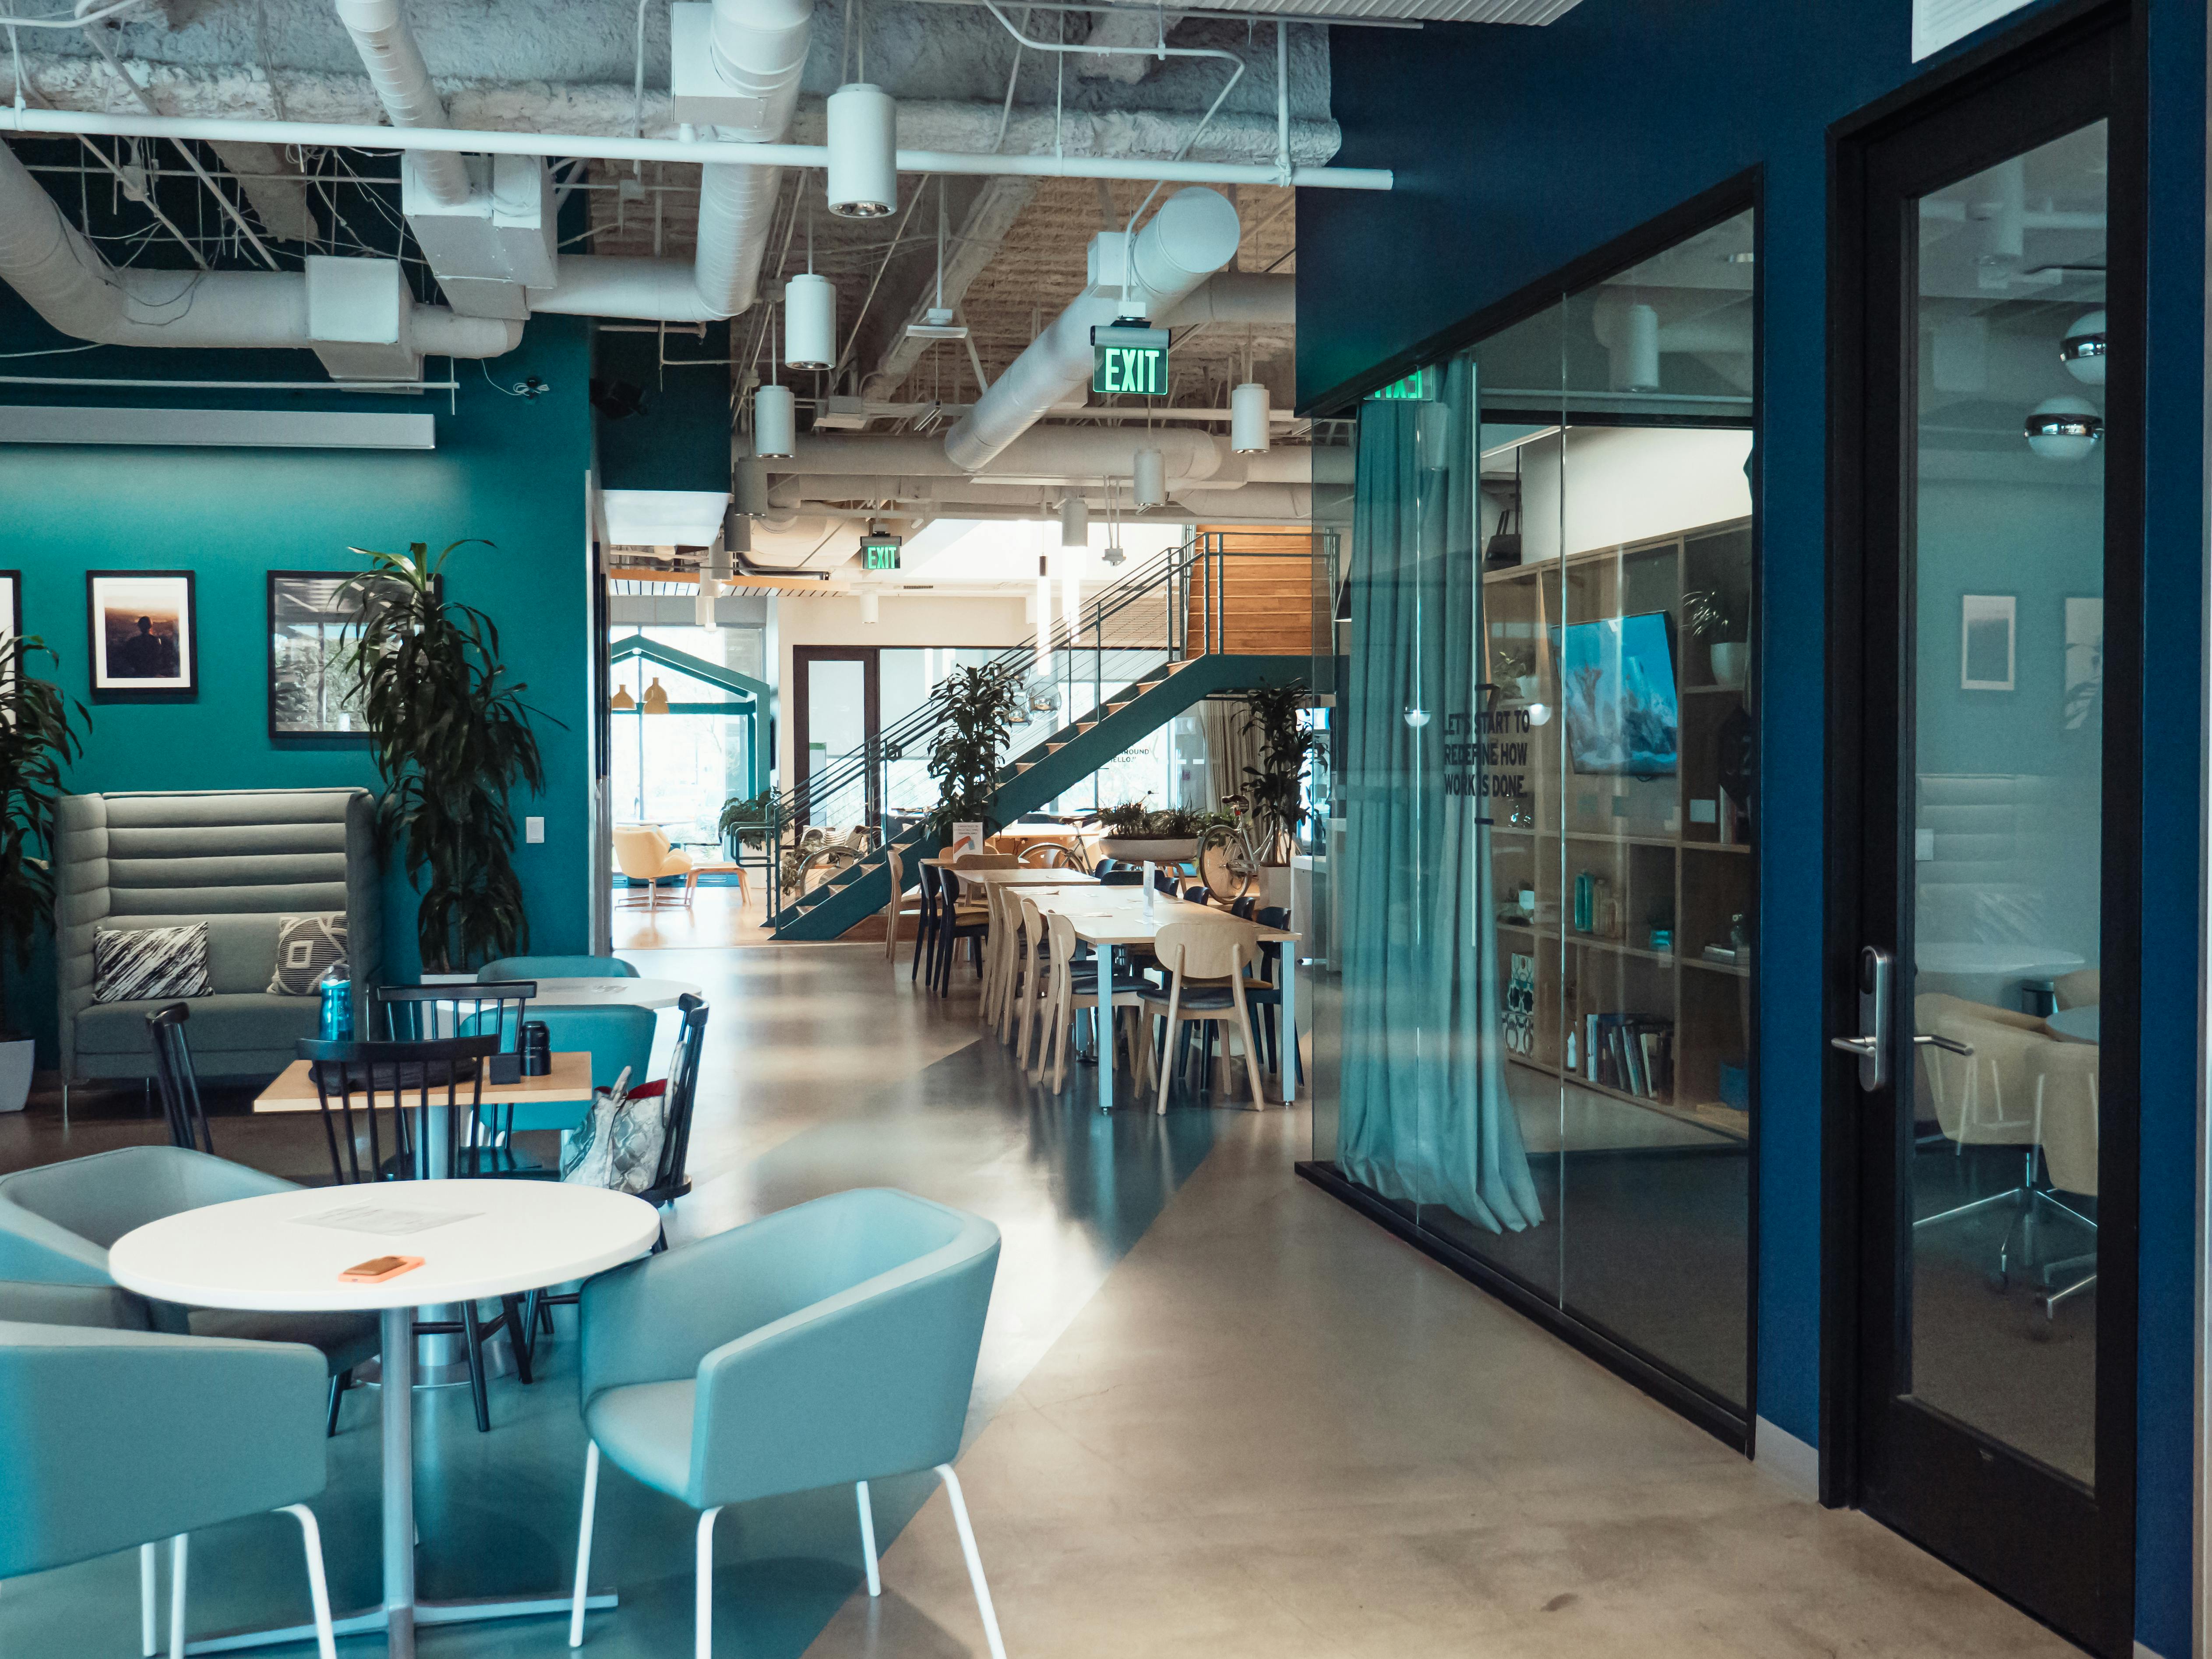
[2046,1004,2099,1043]
[110,1181,661,1658]
[1915,942,2087,978]
[528,975,703,1010]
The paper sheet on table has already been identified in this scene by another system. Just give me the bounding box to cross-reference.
[299,1206,482,1237]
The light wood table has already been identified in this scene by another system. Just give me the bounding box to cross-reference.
[682,858,750,904]
[254,1049,596,1124]
[1029,890,1299,1112]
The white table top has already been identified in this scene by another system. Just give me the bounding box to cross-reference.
[109,1180,662,1312]
[1916,942,2087,978]
[2046,1004,2099,1043]
[528,975,702,1010]
[1030,889,1297,948]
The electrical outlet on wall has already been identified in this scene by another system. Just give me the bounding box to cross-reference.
[526,816,544,844]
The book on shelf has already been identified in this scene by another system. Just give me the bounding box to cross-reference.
[1583,1012,1674,1101]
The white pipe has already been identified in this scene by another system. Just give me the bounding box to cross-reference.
[691,0,812,317]
[331,0,471,206]
[0,107,1394,191]
[944,187,1241,472]
[1174,484,1310,519]
[790,426,1235,479]
[527,255,723,321]
[1161,272,1293,327]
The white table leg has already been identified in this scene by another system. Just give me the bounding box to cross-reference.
[1280,947,1297,1106]
[381,1306,416,1659]
[1097,950,1115,1115]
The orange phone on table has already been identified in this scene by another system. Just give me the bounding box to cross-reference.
[339,1255,423,1283]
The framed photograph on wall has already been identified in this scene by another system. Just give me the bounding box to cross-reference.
[2062,596,2103,730]
[0,570,21,690]
[86,570,196,702]
[1959,593,2016,692]
[268,570,374,740]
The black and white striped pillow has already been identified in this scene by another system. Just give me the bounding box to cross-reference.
[92,923,212,1005]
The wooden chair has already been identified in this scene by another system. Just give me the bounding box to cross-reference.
[1012,895,1056,1069]
[145,1003,216,1155]
[882,845,926,963]
[1039,911,1148,1094]
[378,981,544,1176]
[1139,919,1268,1114]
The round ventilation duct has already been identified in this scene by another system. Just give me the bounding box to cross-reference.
[785,273,836,370]
[1132,447,1166,508]
[1231,382,1271,454]
[828,84,897,219]
[755,384,796,458]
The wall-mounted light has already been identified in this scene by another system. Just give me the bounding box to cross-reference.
[2061,310,2106,387]
[754,384,795,458]
[827,83,897,219]
[784,274,836,370]
[2025,395,2103,462]
[1231,381,1271,454]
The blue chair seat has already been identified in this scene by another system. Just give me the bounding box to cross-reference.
[586,1379,697,1500]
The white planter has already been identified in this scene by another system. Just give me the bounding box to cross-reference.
[1708,641,1749,690]
[1099,837,1199,865]
[0,1038,34,1112]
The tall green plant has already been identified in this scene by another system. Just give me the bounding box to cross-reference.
[341,541,552,973]
[926,663,1025,834]
[0,638,87,1037]
[1239,682,1324,856]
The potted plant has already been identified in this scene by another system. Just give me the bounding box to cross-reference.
[1096,801,1207,865]
[0,637,87,1111]
[1682,588,1750,689]
[342,540,552,974]
[926,663,1026,837]
[717,787,780,858]
[1239,683,1327,864]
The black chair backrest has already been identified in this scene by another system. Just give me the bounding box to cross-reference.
[145,1003,213,1155]
[1184,885,1211,905]
[1255,905,1292,974]
[1094,858,1120,874]
[299,1034,501,1184]
[1230,896,1259,920]
[1097,870,1143,886]
[643,993,709,1207]
[377,980,537,1045]
[1154,868,1180,893]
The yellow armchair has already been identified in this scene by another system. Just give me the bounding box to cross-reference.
[613,825,695,911]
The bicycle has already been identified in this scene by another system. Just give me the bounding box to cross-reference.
[1197,796,1270,906]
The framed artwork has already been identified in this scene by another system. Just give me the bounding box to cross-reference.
[87,570,196,702]
[0,570,20,690]
[2062,596,2103,730]
[1959,593,2016,692]
[268,571,374,740]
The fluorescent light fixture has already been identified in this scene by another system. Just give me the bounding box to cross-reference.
[0,406,433,449]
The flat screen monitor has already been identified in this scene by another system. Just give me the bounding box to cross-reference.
[1552,611,1680,777]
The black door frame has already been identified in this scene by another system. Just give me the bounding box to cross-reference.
[792,645,881,828]
[1823,4,2144,1652]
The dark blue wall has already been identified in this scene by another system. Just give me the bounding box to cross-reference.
[1301,3,2204,1652]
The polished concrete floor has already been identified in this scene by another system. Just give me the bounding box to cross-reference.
[0,940,2078,1657]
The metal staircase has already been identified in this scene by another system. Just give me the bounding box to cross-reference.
[769,529,1321,942]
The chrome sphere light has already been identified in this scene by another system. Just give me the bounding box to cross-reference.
[2025,395,2103,463]
[2060,310,2107,387]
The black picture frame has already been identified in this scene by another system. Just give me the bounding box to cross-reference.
[0,570,22,691]
[267,570,376,742]
[86,570,197,703]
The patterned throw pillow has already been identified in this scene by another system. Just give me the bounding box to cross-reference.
[267,913,349,996]
[91,923,211,1005]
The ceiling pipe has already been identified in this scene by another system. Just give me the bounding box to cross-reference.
[0,139,517,359]
[331,0,472,207]
[690,0,813,318]
[1160,272,1293,328]
[0,106,1394,191]
[943,187,1242,473]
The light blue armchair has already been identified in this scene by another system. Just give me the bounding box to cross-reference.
[0,1147,380,1435]
[0,1279,339,1659]
[568,1188,1004,1657]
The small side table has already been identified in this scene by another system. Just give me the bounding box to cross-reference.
[683,857,751,905]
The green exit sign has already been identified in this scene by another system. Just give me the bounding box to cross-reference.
[1091,323,1170,397]
[861,535,902,571]
[1368,366,1437,401]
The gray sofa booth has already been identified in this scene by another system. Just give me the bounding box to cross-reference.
[57,788,381,1093]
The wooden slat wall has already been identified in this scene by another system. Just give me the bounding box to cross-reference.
[1185,528,1321,657]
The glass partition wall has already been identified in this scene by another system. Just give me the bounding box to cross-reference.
[1312,206,1758,1434]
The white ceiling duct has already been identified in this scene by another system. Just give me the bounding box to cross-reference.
[1161,273,1295,328]
[942,187,1242,473]
[332,0,471,207]
[682,0,813,318]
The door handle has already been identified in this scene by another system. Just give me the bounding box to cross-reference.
[1837,946,1893,1092]
[1830,1035,1878,1056]
[1913,1031,1974,1057]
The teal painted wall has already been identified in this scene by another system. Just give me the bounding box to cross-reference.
[0,314,597,1064]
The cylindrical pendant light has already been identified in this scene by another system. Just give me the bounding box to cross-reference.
[1132,447,1166,509]
[754,384,795,458]
[731,457,768,518]
[827,83,897,219]
[695,582,720,630]
[1231,381,1271,453]
[784,273,836,370]
[1034,553,1053,667]
[1059,495,1089,547]
[859,588,880,625]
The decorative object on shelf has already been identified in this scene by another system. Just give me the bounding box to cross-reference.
[1680,585,1749,690]
[1960,593,2017,692]
[2062,596,2103,731]
[1503,954,1535,1054]
[339,540,551,973]
[85,569,196,702]
[925,662,1025,837]
[268,570,386,739]
[0,635,85,1111]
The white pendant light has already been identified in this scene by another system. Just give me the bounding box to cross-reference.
[1132,446,1166,509]
[1231,381,1271,454]
[754,383,795,458]
[859,588,880,625]
[827,83,897,219]
[1034,552,1053,666]
[784,273,836,370]
[2062,310,2107,386]
[2025,395,2103,462]
[1059,495,1089,547]
[695,577,719,629]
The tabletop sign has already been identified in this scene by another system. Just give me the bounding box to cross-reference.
[860,533,902,571]
[1092,324,1170,397]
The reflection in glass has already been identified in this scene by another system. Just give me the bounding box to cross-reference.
[1906,123,2105,1485]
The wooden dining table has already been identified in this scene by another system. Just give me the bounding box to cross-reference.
[1026,887,1300,1113]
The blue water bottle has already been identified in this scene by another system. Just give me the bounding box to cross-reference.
[318,974,354,1041]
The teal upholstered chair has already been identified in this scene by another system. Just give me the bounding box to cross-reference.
[0,1279,339,1659]
[480,956,639,981]
[568,1189,1005,1658]
[0,1147,378,1435]
[528,1004,657,1119]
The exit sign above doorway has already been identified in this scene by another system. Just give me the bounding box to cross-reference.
[1091,324,1170,397]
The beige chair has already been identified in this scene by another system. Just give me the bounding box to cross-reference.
[1039,911,1148,1093]
[2053,967,2100,1011]
[613,825,695,911]
[2029,1041,2099,1317]
[882,846,925,962]
[1141,919,1267,1114]
[1013,896,1054,1070]
[1912,992,2044,1232]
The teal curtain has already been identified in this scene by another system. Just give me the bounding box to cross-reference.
[1337,359,1542,1235]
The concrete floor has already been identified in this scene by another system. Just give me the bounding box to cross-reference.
[0,938,2078,1658]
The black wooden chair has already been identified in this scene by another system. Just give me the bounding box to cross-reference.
[298,1032,533,1433]
[1245,906,1302,1086]
[377,981,543,1176]
[145,1003,215,1155]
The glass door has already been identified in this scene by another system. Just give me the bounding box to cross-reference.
[1839,25,2134,1652]
[794,646,878,829]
